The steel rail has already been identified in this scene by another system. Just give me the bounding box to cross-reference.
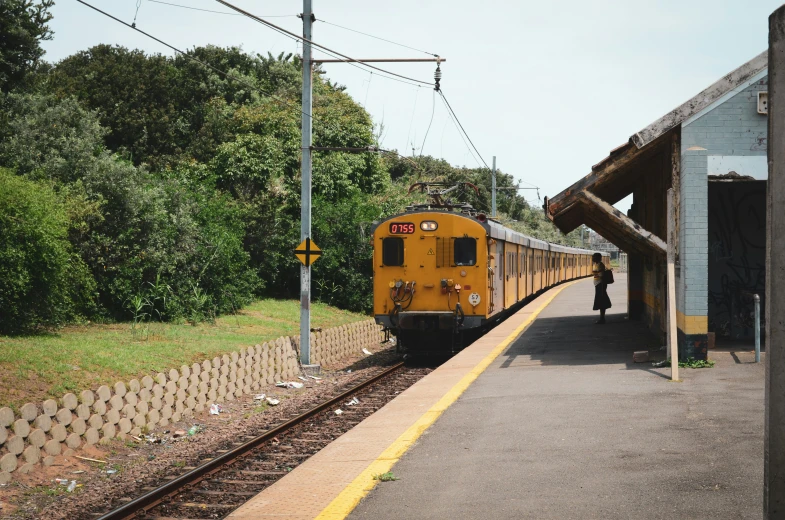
[97,362,406,520]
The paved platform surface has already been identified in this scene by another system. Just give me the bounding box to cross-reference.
[228,280,575,520]
[351,275,764,520]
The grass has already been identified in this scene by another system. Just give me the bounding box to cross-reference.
[0,299,369,409]
[372,471,399,482]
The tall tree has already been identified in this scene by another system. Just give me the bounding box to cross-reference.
[0,0,54,93]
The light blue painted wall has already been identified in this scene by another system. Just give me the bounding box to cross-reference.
[678,75,768,318]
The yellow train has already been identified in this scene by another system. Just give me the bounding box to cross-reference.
[372,185,609,354]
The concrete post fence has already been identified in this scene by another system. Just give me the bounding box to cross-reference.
[0,319,385,483]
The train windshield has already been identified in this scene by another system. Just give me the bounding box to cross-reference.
[453,237,477,266]
[382,237,404,266]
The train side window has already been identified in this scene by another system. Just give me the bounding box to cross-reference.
[382,237,404,266]
[454,237,477,266]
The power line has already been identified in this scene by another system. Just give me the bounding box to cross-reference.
[319,18,438,57]
[438,90,489,170]
[148,0,296,17]
[193,0,424,88]
[213,0,435,87]
[75,0,342,136]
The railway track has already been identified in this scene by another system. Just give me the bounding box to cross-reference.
[92,362,428,520]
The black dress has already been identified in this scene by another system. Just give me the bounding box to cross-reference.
[593,264,612,311]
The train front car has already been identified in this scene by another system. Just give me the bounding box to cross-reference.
[372,210,489,355]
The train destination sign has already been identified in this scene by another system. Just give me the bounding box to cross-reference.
[389,222,415,234]
[294,238,322,267]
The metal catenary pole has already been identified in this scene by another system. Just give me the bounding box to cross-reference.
[300,0,314,366]
[491,156,496,217]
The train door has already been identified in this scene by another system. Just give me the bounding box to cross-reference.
[547,251,553,287]
[504,242,517,309]
[488,239,498,315]
[489,240,504,314]
[559,253,565,282]
[527,248,534,297]
[532,250,539,294]
[536,250,544,292]
[518,245,525,302]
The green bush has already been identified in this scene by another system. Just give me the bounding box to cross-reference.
[78,163,260,322]
[0,168,95,332]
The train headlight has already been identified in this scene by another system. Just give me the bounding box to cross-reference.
[420,220,438,231]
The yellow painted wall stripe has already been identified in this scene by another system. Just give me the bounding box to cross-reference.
[315,279,581,520]
[676,309,708,335]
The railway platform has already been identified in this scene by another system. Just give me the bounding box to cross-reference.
[230,275,764,520]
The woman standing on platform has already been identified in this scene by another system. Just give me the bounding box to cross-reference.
[592,252,611,324]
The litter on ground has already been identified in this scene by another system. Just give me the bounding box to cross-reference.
[334,409,343,415]
[266,397,280,406]
[254,394,266,401]
[276,381,304,389]
[209,403,223,415]
[362,348,372,355]
[346,397,359,406]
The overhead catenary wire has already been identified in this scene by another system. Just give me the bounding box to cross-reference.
[438,90,489,170]
[419,89,436,157]
[75,0,343,137]
[213,0,435,87]
[438,90,540,190]
[404,86,421,154]
[437,90,481,168]
[318,18,438,57]
[147,0,296,17]
[132,0,142,26]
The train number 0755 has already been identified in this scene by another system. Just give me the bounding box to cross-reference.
[389,222,415,234]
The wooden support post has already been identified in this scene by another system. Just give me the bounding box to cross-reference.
[766,5,785,515]
[667,188,679,381]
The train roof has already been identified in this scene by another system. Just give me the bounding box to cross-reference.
[484,218,606,256]
[372,209,608,257]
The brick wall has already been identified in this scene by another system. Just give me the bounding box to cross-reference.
[678,75,768,357]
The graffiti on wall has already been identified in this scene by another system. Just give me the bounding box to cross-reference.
[707,181,766,338]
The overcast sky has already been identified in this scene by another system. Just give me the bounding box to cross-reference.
[43,0,784,213]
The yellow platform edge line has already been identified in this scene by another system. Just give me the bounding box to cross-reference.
[315,279,581,520]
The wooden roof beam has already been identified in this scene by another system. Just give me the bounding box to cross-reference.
[575,190,666,258]
[545,142,642,219]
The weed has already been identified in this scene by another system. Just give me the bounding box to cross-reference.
[172,460,186,468]
[372,471,399,482]
[657,357,716,369]
[680,357,716,369]
[243,402,268,419]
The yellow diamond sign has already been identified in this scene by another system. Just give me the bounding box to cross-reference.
[295,237,322,267]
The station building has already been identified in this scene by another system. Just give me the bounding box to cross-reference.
[544,52,768,359]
